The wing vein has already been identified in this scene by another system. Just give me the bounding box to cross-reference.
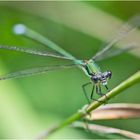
[92,14,140,61]
[0,45,74,60]
[0,64,76,81]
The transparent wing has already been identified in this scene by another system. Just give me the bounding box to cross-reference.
[0,45,74,60]
[92,14,140,61]
[0,64,76,81]
[95,43,138,61]
[13,24,76,60]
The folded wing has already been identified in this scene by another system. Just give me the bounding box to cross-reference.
[92,14,140,61]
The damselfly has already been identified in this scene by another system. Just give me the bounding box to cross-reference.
[0,15,139,103]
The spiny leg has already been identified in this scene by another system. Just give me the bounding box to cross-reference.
[81,82,94,117]
[82,82,92,104]
[92,85,104,103]
[95,85,98,95]
[81,83,101,129]
[100,85,109,101]
[90,85,95,100]
[98,85,106,97]
[98,85,104,96]
[90,85,101,102]
[97,85,108,104]
[104,85,110,103]
[105,85,110,92]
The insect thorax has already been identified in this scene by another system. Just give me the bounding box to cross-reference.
[84,59,101,75]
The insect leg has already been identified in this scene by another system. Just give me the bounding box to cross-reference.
[99,85,108,104]
[96,85,108,104]
[90,85,101,102]
[96,85,98,95]
[90,84,95,99]
[101,85,109,100]
[82,82,92,104]
[105,85,110,92]
[86,85,101,103]
[98,85,103,96]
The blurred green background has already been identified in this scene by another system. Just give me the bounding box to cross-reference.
[0,1,139,139]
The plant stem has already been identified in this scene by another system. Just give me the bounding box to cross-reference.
[37,70,140,139]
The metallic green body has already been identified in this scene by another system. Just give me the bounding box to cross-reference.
[86,59,101,74]
[23,25,101,76]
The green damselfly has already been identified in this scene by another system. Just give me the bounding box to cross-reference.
[0,15,139,103]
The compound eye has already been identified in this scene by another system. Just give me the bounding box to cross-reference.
[92,76,98,83]
[107,71,112,78]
